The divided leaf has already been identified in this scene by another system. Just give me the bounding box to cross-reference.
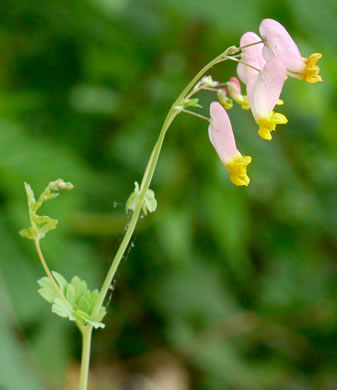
[37,272,106,329]
[20,179,73,241]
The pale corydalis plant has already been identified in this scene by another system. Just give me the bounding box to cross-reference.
[20,18,322,390]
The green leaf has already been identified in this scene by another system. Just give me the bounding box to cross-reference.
[37,272,107,328]
[37,277,59,303]
[184,98,202,109]
[126,181,140,214]
[85,319,105,329]
[145,197,157,213]
[52,272,68,292]
[52,298,74,320]
[93,308,107,323]
[19,227,35,240]
[126,182,158,215]
[65,283,76,304]
[24,182,36,210]
[34,215,58,239]
[20,179,73,241]
[125,192,139,213]
[78,295,90,313]
[71,276,88,299]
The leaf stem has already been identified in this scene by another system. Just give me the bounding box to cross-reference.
[34,239,71,309]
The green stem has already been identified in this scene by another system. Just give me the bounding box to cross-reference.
[79,327,93,390]
[92,49,231,317]
[77,47,233,390]
[227,57,261,73]
[239,40,264,50]
[182,109,209,121]
[34,239,71,309]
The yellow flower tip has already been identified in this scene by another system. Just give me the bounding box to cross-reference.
[225,154,252,186]
[257,112,288,141]
[258,126,273,141]
[239,96,250,110]
[303,53,323,83]
[276,98,284,106]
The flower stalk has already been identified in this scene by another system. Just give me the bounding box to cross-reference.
[91,48,233,319]
[77,49,236,389]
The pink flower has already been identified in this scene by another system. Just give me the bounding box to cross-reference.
[259,19,322,83]
[247,57,288,141]
[237,32,265,85]
[208,102,251,186]
[226,77,250,110]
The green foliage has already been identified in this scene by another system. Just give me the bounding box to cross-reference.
[38,272,106,329]
[126,181,157,215]
[175,98,202,112]
[20,179,73,240]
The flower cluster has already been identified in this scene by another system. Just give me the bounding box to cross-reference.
[208,18,322,187]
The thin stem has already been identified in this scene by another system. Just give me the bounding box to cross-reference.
[239,40,264,50]
[92,49,230,317]
[203,87,220,93]
[34,239,71,309]
[79,327,93,390]
[186,86,202,99]
[227,57,261,73]
[182,110,209,121]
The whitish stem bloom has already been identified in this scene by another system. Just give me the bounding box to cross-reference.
[208,102,251,186]
[193,75,219,90]
[247,57,288,141]
[259,18,322,83]
[237,32,265,85]
[226,77,250,110]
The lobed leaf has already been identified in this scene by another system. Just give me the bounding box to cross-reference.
[37,272,106,328]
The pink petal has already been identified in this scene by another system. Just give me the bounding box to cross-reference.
[208,102,238,164]
[227,77,242,101]
[247,57,287,121]
[229,77,241,93]
[237,32,265,85]
[259,19,305,74]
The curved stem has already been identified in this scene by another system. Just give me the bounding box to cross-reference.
[227,57,261,73]
[34,239,71,309]
[92,49,230,317]
[182,110,209,121]
[79,327,92,390]
[239,40,264,50]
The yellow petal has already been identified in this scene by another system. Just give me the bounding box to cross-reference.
[302,53,322,84]
[257,112,288,141]
[225,154,252,186]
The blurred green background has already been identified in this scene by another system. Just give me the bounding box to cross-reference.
[0,0,336,389]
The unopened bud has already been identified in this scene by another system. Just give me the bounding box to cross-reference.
[217,89,233,110]
[226,77,250,110]
[226,46,240,55]
[49,179,74,191]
